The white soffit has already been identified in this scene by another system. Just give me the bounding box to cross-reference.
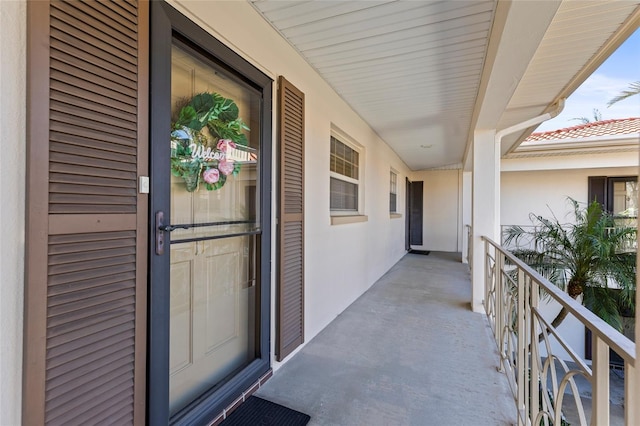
[250,1,640,170]
[499,1,640,155]
[250,0,496,170]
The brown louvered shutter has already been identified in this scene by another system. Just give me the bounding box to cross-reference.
[25,1,148,425]
[277,76,305,361]
[588,176,607,206]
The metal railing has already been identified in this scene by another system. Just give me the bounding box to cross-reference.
[482,236,636,426]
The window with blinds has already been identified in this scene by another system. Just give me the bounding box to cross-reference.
[330,135,361,214]
[390,170,397,213]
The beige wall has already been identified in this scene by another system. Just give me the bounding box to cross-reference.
[402,163,635,254]
[410,169,461,252]
[0,1,25,424]
[171,1,411,365]
[501,166,638,227]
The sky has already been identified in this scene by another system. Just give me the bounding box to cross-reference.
[535,27,640,132]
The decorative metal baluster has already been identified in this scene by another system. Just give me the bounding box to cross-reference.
[496,250,504,371]
[516,268,526,426]
[530,276,541,425]
[482,237,635,426]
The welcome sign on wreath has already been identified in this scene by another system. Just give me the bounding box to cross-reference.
[170,92,250,192]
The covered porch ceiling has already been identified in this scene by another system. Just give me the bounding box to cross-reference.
[249,0,640,171]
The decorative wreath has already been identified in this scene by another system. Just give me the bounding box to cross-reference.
[170,92,249,192]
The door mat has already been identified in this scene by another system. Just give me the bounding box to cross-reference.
[408,249,430,255]
[220,396,311,426]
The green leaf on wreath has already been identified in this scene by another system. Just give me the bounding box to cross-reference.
[188,93,221,130]
[176,105,196,128]
[211,173,227,190]
[206,122,223,140]
[190,93,215,114]
[234,133,248,146]
[206,122,248,146]
[218,99,239,121]
[188,119,205,132]
[176,142,191,156]
[232,163,242,177]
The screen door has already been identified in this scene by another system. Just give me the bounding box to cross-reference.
[168,43,261,415]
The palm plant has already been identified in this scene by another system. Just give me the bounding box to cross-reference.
[504,198,636,331]
[570,108,602,124]
[607,81,640,107]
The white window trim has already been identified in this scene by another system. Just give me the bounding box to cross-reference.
[331,214,369,225]
[330,125,365,218]
[390,169,398,214]
[330,171,358,186]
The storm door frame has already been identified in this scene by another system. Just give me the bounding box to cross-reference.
[148,3,273,424]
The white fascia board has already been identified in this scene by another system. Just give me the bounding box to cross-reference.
[501,150,639,172]
[512,134,639,155]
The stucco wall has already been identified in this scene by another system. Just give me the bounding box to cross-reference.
[0,1,25,424]
[171,1,410,365]
[502,166,638,227]
[410,169,461,252]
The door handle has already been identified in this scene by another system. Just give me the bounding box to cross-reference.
[158,224,190,232]
[156,212,192,254]
[156,211,166,255]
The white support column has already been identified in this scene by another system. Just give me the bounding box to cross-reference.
[461,171,472,265]
[471,129,500,313]
[634,152,640,424]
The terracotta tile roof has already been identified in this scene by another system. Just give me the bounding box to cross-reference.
[525,117,640,142]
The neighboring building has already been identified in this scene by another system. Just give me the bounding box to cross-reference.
[503,118,640,228]
[1,1,639,425]
[503,118,640,361]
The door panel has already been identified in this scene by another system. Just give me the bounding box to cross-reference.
[169,247,193,374]
[205,250,240,351]
[169,237,255,414]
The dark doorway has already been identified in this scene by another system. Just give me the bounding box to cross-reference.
[405,178,410,251]
[407,180,424,247]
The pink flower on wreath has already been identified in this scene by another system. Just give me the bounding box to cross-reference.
[218,159,235,176]
[202,168,220,184]
[217,139,236,152]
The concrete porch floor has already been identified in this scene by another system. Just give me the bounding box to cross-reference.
[256,252,516,425]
